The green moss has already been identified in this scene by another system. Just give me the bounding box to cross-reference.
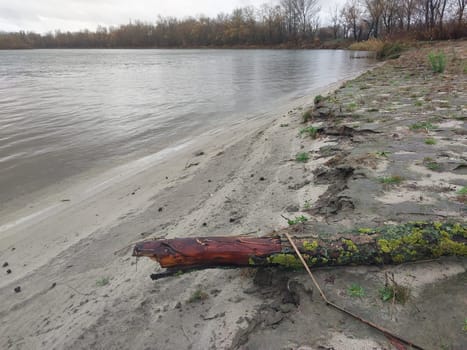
[303,240,318,251]
[377,239,396,253]
[266,222,466,269]
[342,239,359,252]
[431,233,467,257]
[358,228,373,234]
[267,253,303,269]
[392,254,405,263]
[248,257,255,266]
[376,222,467,263]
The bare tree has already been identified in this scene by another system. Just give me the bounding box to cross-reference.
[364,0,385,38]
[341,0,363,41]
[330,5,341,39]
[403,0,419,29]
[281,0,299,40]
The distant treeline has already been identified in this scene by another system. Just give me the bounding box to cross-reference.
[0,0,465,49]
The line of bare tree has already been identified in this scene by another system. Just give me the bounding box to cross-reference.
[338,0,465,41]
[0,0,465,49]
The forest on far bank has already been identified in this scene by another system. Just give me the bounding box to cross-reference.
[0,0,466,49]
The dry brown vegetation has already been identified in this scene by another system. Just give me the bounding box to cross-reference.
[0,0,465,49]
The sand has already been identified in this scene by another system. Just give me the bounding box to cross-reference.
[1,42,466,350]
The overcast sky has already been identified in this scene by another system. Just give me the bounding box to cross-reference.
[0,0,343,33]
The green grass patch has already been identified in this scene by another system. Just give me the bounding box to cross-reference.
[379,175,404,185]
[287,215,308,226]
[314,94,326,105]
[423,157,440,171]
[379,284,410,304]
[457,187,467,195]
[414,100,423,107]
[425,161,440,171]
[428,51,446,73]
[295,152,309,163]
[302,110,312,123]
[424,138,437,145]
[410,121,435,131]
[374,151,391,158]
[188,289,208,303]
[299,126,319,139]
[346,102,358,112]
[347,283,365,297]
[380,273,410,304]
[96,277,110,287]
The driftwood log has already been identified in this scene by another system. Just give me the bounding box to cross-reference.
[133,222,466,278]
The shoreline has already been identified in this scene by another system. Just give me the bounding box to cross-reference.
[1,42,465,349]
[0,72,363,289]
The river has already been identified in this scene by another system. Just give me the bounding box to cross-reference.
[0,49,374,208]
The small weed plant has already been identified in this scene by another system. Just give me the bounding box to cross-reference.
[379,273,410,304]
[346,102,358,112]
[188,289,208,303]
[374,151,391,158]
[302,111,312,123]
[96,277,110,287]
[425,162,440,171]
[295,152,309,163]
[424,138,437,145]
[299,126,319,139]
[348,283,365,297]
[314,94,325,105]
[287,215,308,225]
[379,175,403,185]
[410,121,435,131]
[457,186,467,204]
[428,51,446,73]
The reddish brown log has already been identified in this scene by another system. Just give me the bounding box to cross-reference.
[133,236,282,268]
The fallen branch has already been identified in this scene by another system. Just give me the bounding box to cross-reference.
[133,222,466,272]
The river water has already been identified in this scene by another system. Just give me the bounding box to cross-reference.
[0,49,374,208]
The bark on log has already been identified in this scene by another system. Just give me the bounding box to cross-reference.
[133,222,466,271]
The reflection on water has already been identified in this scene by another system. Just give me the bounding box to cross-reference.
[0,49,374,205]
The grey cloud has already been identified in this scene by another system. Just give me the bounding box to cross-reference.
[0,0,344,33]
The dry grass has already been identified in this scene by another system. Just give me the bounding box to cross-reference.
[349,39,384,52]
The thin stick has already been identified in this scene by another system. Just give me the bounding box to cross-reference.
[283,231,425,350]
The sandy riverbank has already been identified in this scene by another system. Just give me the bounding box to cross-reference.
[1,42,466,350]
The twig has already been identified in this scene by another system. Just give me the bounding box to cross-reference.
[63,283,93,296]
[283,231,425,350]
[181,325,190,342]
